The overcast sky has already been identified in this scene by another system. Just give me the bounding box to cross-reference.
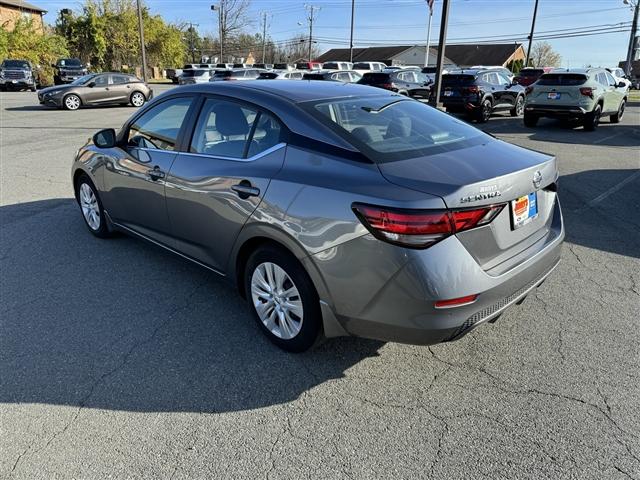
[37,0,635,67]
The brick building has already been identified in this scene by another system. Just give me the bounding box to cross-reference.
[0,0,47,32]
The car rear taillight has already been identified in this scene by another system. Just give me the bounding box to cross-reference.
[525,86,534,95]
[463,85,479,94]
[579,87,593,98]
[352,203,504,248]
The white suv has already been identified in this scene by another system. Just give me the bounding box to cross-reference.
[353,62,387,75]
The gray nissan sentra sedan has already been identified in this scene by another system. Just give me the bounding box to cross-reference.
[72,81,564,352]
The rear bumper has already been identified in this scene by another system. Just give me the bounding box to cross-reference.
[308,197,564,345]
[525,104,587,117]
[441,96,480,112]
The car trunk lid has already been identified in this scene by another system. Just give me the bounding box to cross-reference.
[377,138,558,270]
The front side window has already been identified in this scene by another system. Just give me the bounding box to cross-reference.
[304,97,485,163]
[128,97,192,151]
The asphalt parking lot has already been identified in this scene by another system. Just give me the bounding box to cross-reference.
[1,85,639,480]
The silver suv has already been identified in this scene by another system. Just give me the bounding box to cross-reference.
[523,68,627,130]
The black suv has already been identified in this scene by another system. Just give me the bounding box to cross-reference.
[436,68,525,122]
[358,69,432,100]
[53,58,89,85]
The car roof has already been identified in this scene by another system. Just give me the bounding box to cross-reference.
[173,80,392,103]
[547,68,599,74]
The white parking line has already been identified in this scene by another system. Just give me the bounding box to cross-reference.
[581,169,640,209]
[591,131,625,145]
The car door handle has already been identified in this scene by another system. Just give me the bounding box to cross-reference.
[231,182,260,199]
[147,166,165,180]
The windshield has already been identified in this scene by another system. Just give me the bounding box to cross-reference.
[59,59,82,67]
[71,74,97,85]
[304,97,485,163]
[2,60,30,69]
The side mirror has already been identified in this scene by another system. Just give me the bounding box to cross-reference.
[87,82,95,88]
[617,81,626,88]
[93,128,117,148]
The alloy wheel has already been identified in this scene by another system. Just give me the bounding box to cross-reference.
[79,182,100,230]
[131,92,145,107]
[250,262,303,340]
[516,97,524,116]
[65,95,80,110]
[482,101,492,121]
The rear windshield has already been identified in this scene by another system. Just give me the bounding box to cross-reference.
[442,74,476,85]
[303,73,325,80]
[2,60,29,69]
[323,62,339,69]
[274,63,289,70]
[214,71,233,78]
[296,63,311,70]
[359,73,391,84]
[183,69,207,77]
[537,73,587,86]
[215,64,227,68]
[353,62,372,70]
[519,69,544,77]
[302,97,485,163]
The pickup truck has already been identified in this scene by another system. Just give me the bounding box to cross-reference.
[53,58,89,85]
[0,59,37,91]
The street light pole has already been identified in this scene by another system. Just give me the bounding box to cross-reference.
[525,0,539,67]
[429,0,450,109]
[424,9,433,67]
[349,0,355,63]
[624,0,639,76]
[136,0,147,81]
[211,2,224,63]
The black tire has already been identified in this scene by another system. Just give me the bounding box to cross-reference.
[30,86,37,92]
[583,104,601,131]
[610,100,625,123]
[523,112,539,127]
[244,245,321,352]
[130,91,146,107]
[74,174,111,238]
[63,93,81,110]
[476,98,492,123]
[510,95,524,117]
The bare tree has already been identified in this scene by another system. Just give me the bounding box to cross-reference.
[277,34,320,63]
[529,41,562,67]
[221,0,252,44]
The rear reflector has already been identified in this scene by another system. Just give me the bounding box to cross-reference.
[434,294,478,309]
[352,203,504,248]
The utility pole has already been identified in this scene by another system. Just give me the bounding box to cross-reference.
[624,0,639,76]
[429,0,450,109]
[261,11,270,63]
[305,4,320,62]
[211,2,224,62]
[525,0,539,67]
[188,22,199,63]
[349,0,355,63]
[136,0,147,81]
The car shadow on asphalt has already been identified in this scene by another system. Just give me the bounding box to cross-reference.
[0,199,384,414]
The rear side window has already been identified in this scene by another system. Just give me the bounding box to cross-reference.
[537,74,587,86]
[190,99,282,159]
[323,62,338,69]
[304,97,484,163]
[353,63,371,70]
[519,69,544,77]
[110,74,130,85]
[128,97,192,151]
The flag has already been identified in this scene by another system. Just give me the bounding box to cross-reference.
[427,0,435,14]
